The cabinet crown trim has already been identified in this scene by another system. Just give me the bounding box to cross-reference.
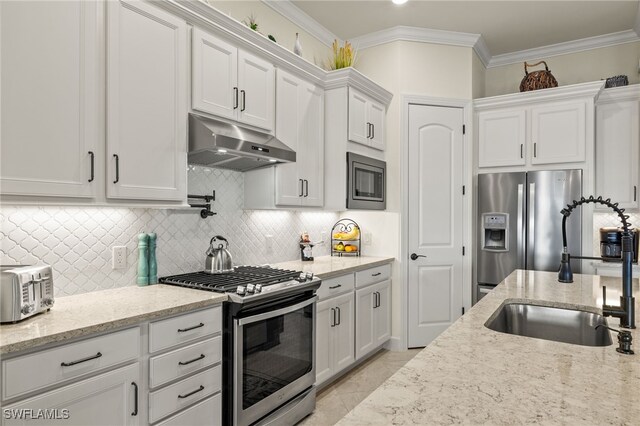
[474,80,605,110]
[596,84,640,104]
[325,68,393,106]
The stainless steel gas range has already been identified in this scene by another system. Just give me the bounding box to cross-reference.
[160,266,321,426]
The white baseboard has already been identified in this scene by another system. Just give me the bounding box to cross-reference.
[384,336,405,352]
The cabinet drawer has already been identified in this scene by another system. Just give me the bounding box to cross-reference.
[316,274,355,300]
[355,264,391,288]
[2,327,140,400]
[149,306,221,353]
[149,365,221,423]
[150,336,221,388]
[156,394,221,426]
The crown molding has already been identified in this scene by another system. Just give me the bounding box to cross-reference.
[351,25,481,50]
[473,35,491,68]
[260,0,340,47]
[325,68,394,106]
[474,81,605,109]
[596,84,640,104]
[488,30,640,68]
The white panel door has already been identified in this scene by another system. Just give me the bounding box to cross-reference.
[477,109,526,167]
[274,70,302,206]
[531,101,586,165]
[355,285,375,360]
[192,28,238,121]
[107,0,187,201]
[348,88,369,145]
[301,83,324,207]
[368,100,385,151]
[238,50,274,131]
[3,363,140,426]
[315,299,333,385]
[373,280,391,346]
[596,99,640,209]
[0,0,99,197]
[408,104,464,348]
[333,292,355,374]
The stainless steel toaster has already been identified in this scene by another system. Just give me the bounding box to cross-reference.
[1,265,54,323]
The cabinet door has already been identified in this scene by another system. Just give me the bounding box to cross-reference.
[333,292,355,374]
[596,100,640,209]
[0,1,99,198]
[3,363,140,426]
[274,70,302,206]
[348,89,370,145]
[192,28,238,121]
[106,0,187,201]
[315,299,334,385]
[368,100,385,151]
[355,286,376,360]
[374,280,391,346]
[301,84,324,207]
[238,50,274,131]
[477,109,526,167]
[531,101,586,165]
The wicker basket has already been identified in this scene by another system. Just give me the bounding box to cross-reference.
[519,61,558,92]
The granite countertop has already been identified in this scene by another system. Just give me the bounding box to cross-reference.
[272,255,394,280]
[338,270,640,425]
[0,285,227,355]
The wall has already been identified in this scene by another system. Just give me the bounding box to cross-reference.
[472,51,486,99]
[0,166,338,297]
[354,41,474,344]
[485,41,640,97]
[206,0,331,67]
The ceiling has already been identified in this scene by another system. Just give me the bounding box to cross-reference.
[291,1,640,56]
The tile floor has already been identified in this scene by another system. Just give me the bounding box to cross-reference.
[301,348,421,425]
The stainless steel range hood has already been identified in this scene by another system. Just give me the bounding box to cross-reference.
[188,114,296,171]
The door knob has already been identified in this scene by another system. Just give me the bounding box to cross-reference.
[410,253,426,261]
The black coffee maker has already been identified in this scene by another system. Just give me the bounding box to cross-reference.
[600,227,639,263]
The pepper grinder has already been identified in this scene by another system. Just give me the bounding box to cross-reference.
[137,233,149,285]
[148,233,157,284]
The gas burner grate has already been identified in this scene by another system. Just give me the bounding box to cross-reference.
[159,266,301,293]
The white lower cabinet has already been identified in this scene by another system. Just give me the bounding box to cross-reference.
[355,280,391,360]
[316,292,355,385]
[156,394,221,426]
[2,363,140,426]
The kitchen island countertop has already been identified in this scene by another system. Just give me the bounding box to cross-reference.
[338,270,640,425]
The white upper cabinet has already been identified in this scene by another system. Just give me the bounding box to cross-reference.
[475,81,603,170]
[106,0,187,201]
[595,86,640,210]
[299,84,325,207]
[477,109,526,168]
[0,0,100,198]
[348,88,386,150]
[192,28,274,132]
[531,102,586,165]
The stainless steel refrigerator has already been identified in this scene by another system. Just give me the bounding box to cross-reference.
[476,170,582,302]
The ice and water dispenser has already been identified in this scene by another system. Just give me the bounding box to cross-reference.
[481,213,508,251]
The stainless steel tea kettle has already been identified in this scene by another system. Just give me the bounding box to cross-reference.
[205,235,234,274]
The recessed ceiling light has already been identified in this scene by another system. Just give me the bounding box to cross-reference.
[217,149,228,153]
[269,159,277,162]
[392,0,408,4]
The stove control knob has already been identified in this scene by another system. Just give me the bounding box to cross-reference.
[21,304,33,315]
[236,286,246,296]
[305,272,314,281]
[246,284,255,293]
[255,284,263,293]
[298,273,306,282]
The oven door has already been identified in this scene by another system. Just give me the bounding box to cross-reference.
[347,152,386,210]
[234,295,316,426]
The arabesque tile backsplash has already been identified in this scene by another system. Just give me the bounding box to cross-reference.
[0,166,339,296]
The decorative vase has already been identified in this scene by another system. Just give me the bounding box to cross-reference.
[293,33,302,56]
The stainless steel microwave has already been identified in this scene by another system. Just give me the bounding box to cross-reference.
[347,152,386,210]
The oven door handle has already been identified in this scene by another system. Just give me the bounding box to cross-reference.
[237,295,318,326]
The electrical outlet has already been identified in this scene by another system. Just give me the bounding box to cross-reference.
[112,246,127,270]
[265,235,273,252]
[363,232,372,246]
[321,231,327,244]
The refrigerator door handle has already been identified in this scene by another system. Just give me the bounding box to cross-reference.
[517,183,525,269]
[527,182,536,270]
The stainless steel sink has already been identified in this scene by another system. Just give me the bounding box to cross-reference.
[485,303,613,347]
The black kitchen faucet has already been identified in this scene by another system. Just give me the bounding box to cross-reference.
[558,196,636,330]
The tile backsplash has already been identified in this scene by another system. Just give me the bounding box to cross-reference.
[0,166,339,296]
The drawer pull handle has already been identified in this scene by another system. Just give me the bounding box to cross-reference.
[178,322,204,333]
[60,352,102,367]
[131,382,138,416]
[329,284,342,289]
[178,385,205,399]
[178,354,206,366]
[372,272,382,277]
